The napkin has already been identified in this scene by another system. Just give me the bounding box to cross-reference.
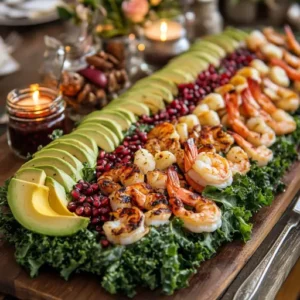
[0,37,20,76]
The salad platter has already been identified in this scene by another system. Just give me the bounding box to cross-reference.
[1,26,300,299]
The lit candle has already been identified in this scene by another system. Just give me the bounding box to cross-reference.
[6,85,66,158]
[143,19,190,66]
[144,20,183,42]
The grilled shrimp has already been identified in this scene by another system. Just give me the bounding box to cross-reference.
[197,125,234,153]
[146,170,167,192]
[270,58,300,81]
[285,25,300,56]
[142,193,171,227]
[145,123,184,170]
[263,27,286,46]
[263,78,299,112]
[248,78,296,134]
[230,131,273,166]
[250,59,270,76]
[184,138,233,192]
[225,92,276,147]
[103,207,149,245]
[201,93,225,111]
[226,146,250,175]
[109,182,152,211]
[167,167,222,233]
[268,65,290,87]
[98,164,144,195]
[246,30,267,52]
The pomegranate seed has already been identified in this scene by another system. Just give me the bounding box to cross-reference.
[84,206,92,216]
[93,199,101,208]
[123,141,129,147]
[83,202,91,207]
[99,150,106,158]
[87,196,93,203]
[101,239,110,247]
[100,215,109,222]
[85,187,93,195]
[95,225,103,232]
[75,206,84,216]
[75,183,83,190]
[115,145,125,153]
[79,195,86,203]
[92,208,100,217]
[67,202,77,212]
[104,162,113,172]
[91,217,100,224]
[71,189,80,200]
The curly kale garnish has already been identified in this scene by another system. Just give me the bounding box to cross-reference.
[48,129,64,141]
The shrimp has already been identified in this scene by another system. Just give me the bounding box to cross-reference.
[229,131,273,166]
[167,167,222,233]
[263,78,299,112]
[225,92,276,147]
[142,193,171,227]
[246,30,267,52]
[247,78,297,134]
[226,146,250,175]
[197,125,234,153]
[268,66,290,87]
[270,58,300,81]
[263,27,286,46]
[250,59,270,77]
[146,169,167,192]
[98,164,144,195]
[109,182,152,211]
[284,25,300,56]
[184,138,233,192]
[145,123,184,170]
[236,67,262,83]
[134,149,156,174]
[103,207,149,245]
[283,50,300,69]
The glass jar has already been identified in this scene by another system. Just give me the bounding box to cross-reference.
[6,85,66,158]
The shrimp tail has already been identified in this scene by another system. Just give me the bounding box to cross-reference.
[284,25,300,56]
[184,138,198,172]
[270,58,300,81]
[166,167,180,197]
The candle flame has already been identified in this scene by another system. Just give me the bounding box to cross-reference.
[32,90,40,105]
[160,21,168,42]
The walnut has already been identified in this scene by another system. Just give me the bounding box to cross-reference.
[86,55,113,71]
[107,72,119,93]
[61,71,84,97]
[77,83,92,103]
[115,69,128,85]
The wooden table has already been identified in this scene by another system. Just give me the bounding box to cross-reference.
[0,21,299,300]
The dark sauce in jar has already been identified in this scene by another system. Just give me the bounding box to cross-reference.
[6,85,67,158]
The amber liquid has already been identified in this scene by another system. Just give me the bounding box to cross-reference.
[8,113,66,158]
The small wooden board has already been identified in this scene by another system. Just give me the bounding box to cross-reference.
[0,133,299,300]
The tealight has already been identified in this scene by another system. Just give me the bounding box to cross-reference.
[143,19,190,66]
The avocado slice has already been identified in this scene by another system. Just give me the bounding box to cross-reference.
[119,93,165,113]
[79,117,123,141]
[60,133,98,156]
[134,77,178,96]
[85,111,131,131]
[20,157,81,181]
[34,149,83,172]
[78,122,120,146]
[102,107,137,123]
[153,69,193,84]
[129,83,173,103]
[47,140,96,166]
[224,27,248,41]
[108,100,150,116]
[190,40,226,58]
[75,128,115,152]
[204,35,239,53]
[8,178,88,236]
[15,168,46,185]
[45,177,73,216]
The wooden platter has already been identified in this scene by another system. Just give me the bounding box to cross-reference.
[0,133,299,300]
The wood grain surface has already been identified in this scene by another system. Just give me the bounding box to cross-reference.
[0,130,299,300]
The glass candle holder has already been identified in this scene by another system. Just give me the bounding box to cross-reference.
[6,85,66,158]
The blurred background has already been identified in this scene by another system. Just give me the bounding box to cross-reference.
[0,0,300,126]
